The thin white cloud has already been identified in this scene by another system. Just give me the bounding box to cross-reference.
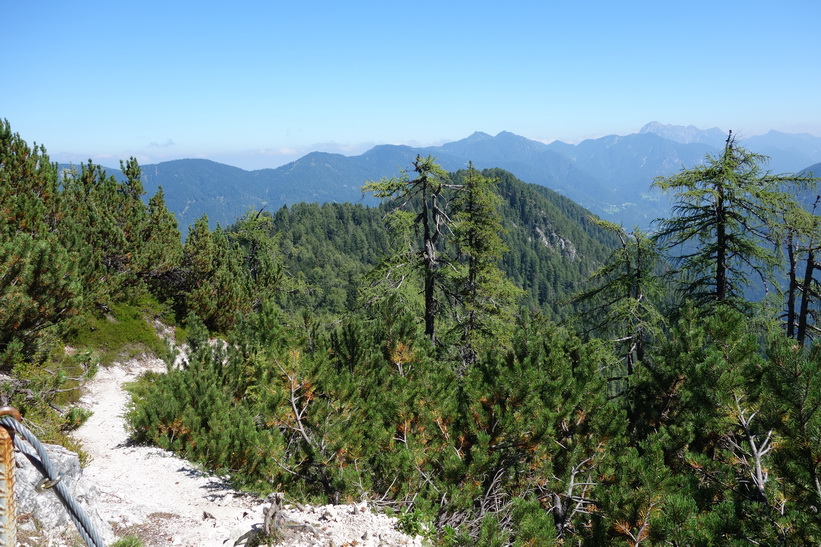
[147,139,176,148]
[256,147,303,157]
[312,141,374,155]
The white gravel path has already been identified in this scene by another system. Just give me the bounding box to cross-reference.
[71,354,424,547]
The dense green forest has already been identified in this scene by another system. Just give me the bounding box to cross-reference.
[263,167,616,319]
[3,119,821,545]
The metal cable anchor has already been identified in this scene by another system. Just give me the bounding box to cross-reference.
[36,475,62,492]
[0,407,105,546]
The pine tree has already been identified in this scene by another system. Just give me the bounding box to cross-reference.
[0,233,82,368]
[61,160,143,305]
[118,157,148,256]
[140,186,183,299]
[0,119,82,368]
[628,307,796,543]
[759,336,821,540]
[447,317,621,542]
[0,120,62,238]
[228,210,288,308]
[180,215,250,331]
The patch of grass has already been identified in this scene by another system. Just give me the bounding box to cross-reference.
[398,508,432,537]
[15,401,90,465]
[4,345,98,463]
[123,370,164,407]
[69,296,173,366]
[245,529,283,547]
[62,406,93,431]
[172,323,189,346]
[47,348,98,408]
[111,536,144,547]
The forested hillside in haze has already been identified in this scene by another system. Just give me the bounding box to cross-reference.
[4,119,821,545]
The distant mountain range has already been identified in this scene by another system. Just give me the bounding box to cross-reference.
[73,123,821,232]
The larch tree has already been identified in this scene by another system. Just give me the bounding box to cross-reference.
[779,197,821,345]
[653,131,812,308]
[572,221,664,399]
[364,155,459,343]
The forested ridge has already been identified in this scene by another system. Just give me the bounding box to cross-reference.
[3,119,821,545]
[265,167,616,319]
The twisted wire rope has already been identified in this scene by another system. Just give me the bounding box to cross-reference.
[0,415,105,547]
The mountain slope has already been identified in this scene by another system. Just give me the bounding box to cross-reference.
[801,162,821,176]
[547,132,717,225]
[744,130,821,174]
[639,121,727,147]
[140,159,265,228]
[269,169,618,319]
[426,132,619,217]
[81,126,821,232]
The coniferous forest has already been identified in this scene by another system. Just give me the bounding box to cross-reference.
[4,118,821,544]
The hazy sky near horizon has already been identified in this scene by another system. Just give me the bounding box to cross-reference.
[3,1,820,170]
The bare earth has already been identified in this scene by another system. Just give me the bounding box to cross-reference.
[72,355,423,547]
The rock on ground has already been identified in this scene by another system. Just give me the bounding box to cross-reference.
[14,442,115,546]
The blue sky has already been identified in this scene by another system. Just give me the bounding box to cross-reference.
[3,1,820,170]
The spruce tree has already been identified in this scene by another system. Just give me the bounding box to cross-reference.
[450,164,520,367]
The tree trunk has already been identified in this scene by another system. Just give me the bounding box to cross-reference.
[797,248,816,345]
[715,192,727,302]
[786,232,798,338]
[421,183,437,342]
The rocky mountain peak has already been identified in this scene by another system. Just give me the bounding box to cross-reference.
[640,121,727,147]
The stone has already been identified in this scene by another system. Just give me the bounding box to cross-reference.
[14,442,114,544]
